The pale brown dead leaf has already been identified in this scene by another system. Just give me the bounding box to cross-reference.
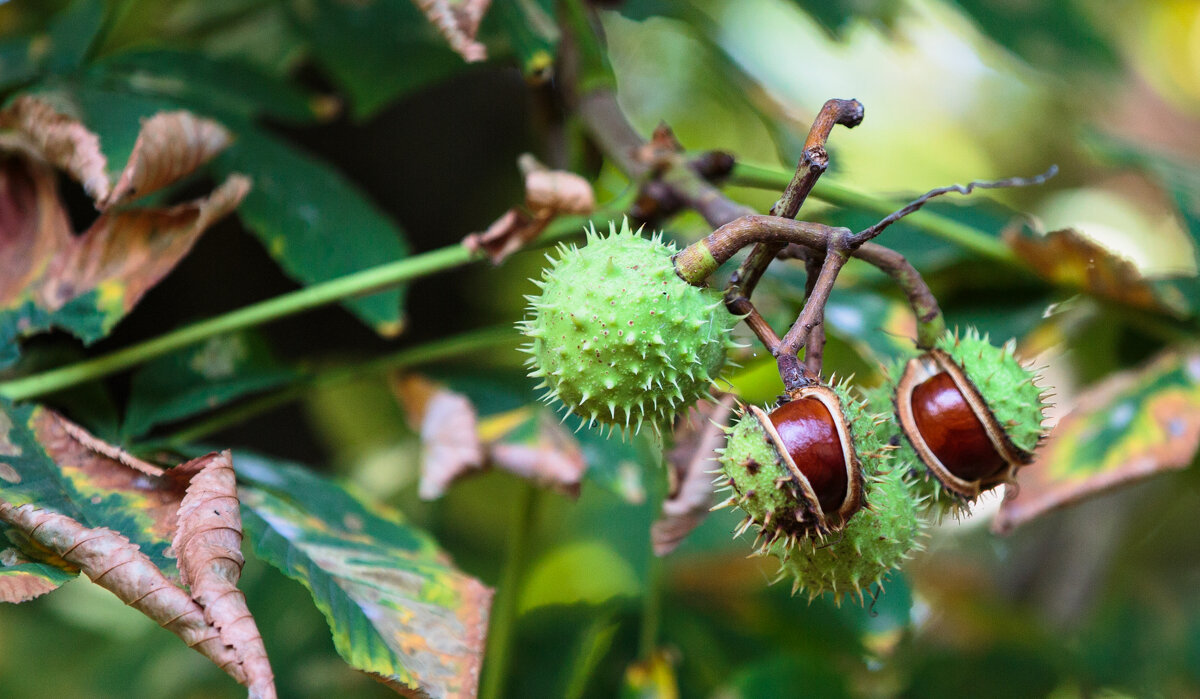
[0,96,109,201]
[488,411,587,497]
[104,111,232,209]
[393,373,588,499]
[394,375,486,500]
[0,95,231,207]
[652,395,737,557]
[0,152,72,306]
[412,0,492,62]
[462,155,594,263]
[0,501,253,687]
[173,452,275,699]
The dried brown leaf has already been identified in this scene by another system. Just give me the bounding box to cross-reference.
[461,208,549,265]
[412,0,491,62]
[0,96,231,206]
[993,349,1200,534]
[488,411,587,497]
[104,111,232,209]
[1004,225,1187,315]
[652,395,736,557]
[524,170,595,217]
[0,501,253,687]
[0,153,72,306]
[173,452,275,699]
[462,157,594,264]
[0,96,110,201]
[37,174,250,314]
[394,375,486,500]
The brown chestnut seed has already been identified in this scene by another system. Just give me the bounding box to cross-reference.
[909,372,1007,482]
[768,398,848,515]
[749,383,865,532]
[896,350,1030,499]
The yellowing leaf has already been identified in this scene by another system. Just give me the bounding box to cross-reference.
[993,348,1200,534]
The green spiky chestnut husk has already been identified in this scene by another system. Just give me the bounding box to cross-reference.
[772,457,925,604]
[520,220,739,432]
[891,328,1050,502]
[715,381,887,547]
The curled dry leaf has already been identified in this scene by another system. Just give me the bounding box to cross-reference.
[0,502,256,689]
[0,95,231,206]
[395,375,486,500]
[652,395,737,556]
[0,150,249,364]
[486,410,587,497]
[993,348,1200,534]
[412,0,492,63]
[462,155,595,263]
[0,403,276,697]
[393,374,587,499]
[1004,224,1190,317]
[173,452,275,699]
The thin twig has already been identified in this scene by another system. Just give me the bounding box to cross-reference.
[848,165,1058,246]
[777,236,850,390]
[722,99,863,355]
[802,250,828,374]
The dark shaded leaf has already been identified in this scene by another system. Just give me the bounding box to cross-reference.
[213,123,409,336]
[123,331,298,439]
[236,451,492,698]
[287,0,468,119]
[44,0,106,75]
[994,348,1200,534]
[787,0,902,39]
[949,0,1117,71]
[89,48,327,124]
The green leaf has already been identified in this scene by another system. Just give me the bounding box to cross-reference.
[44,0,107,75]
[786,0,902,39]
[994,347,1200,534]
[235,451,491,697]
[213,123,410,335]
[722,653,851,699]
[949,0,1117,71]
[0,400,180,575]
[89,48,323,124]
[287,0,467,119]
[123,331,298,439]
[0,36,43,92]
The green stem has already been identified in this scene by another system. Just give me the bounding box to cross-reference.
[729,163,1021,265]
[0,207,621,403]
[480,482,539,699]
[151,326,518,448]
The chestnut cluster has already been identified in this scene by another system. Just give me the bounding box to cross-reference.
[717,329,1048,603]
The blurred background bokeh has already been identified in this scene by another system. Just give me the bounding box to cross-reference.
[2,0,1200,696]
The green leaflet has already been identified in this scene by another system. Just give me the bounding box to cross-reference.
[0,292,113,369]
[0,400,180,577]
[122,331,298,439]
[235,451,491,698]
[994,348,1200,533]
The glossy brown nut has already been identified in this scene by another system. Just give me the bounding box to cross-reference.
[909,372,1007,482]
[768,398,848,515]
